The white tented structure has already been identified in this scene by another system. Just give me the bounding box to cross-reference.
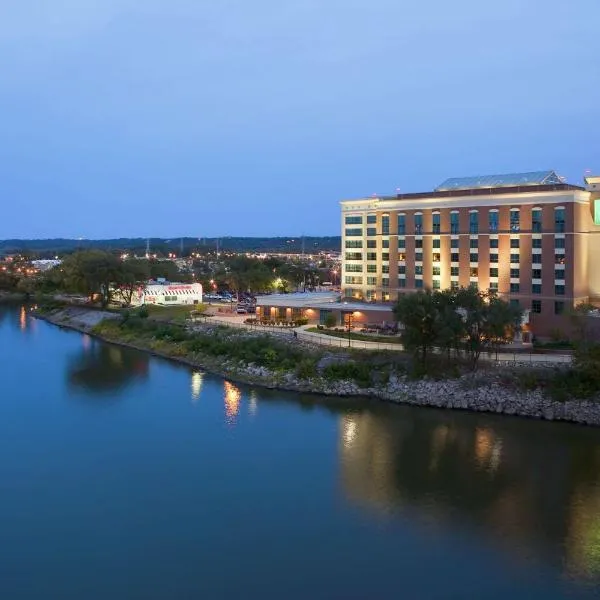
[137,282,203,306]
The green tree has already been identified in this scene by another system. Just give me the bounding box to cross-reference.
[113,259,150,306]
[393,290,442,362]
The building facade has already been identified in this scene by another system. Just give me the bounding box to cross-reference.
[341,171,600,338]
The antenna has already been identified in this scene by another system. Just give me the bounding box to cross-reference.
[145,238,150,259]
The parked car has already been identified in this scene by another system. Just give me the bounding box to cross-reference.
[236,307,248,314]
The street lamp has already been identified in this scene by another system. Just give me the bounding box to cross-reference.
[344,311,354,347]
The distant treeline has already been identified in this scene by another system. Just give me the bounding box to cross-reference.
[0,236,341,255]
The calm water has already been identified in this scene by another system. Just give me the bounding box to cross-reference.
[2,305,600,599]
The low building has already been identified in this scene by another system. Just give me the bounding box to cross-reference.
[255,292,394,327]
[136,282,203,306]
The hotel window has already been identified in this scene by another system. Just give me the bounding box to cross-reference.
[382,239,390,249]
[345,228,362,236]
[510,253,520,263]
[489,211,498,232]
[532,209,542,233]
[367,239,377,248]
[415,279,424,289]
[398,214,406,234]
[415,253,423,262]
[489,268,498,278]
[432,280,441,290]
[451,281,459,291]
[451,239,459,248]
[555,269,565,280]
[414,214,423,234]
[382,265,390,274]
[366,252,377,261]
[432,239,440,249]
[345,240,362,248]
[510,268,520,278]
[470,267,478,277]
[345,252,362,261]
[555,285,565,296]
[532,269,542,279]
[432,253,441,262]
[489,281,498,292]
[367,215,376,224]
[345,215,363,224]
[451,253,459,262]
[346,264,363,272]
[532,284,541,294]
[451,267,459,276]
[469,211,478,234]
[381,215,390,235]
[531,300,542,314]
[432,213,441,234]
[451,212,459,234]
[365,290,376,301]
[489,238,498,249]
[398,253,406,261]
[532,254,542,264]
[398,238,406,249]
[345,276,363,284]
[510,209,520,232]
[415,266,423,275]
[532,238,542,249]
[367,276,377,285]
[398,278,406,288]
[382,278,390,288]
[555,208,565,233]
[490,254,498,263]
[510,239,520,249]
[469,253,478,262]
[415,239,423,249]
[555,254,566,265]
[367,264,376,273]
[469,239,478,249]
[366,227,377,237]
[398,266,406,275]
[555,238,565,249]
[510,283,520,293]
[555,301,565,315]
[382,253,390,261]
[432,266,441,276]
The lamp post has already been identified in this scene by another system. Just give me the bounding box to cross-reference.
[344,311,354,347]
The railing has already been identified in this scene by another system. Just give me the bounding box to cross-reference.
[188,316,573,365]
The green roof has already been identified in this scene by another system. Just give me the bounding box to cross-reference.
[435,170,562,192]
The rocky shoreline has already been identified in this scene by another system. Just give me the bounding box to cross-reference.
[35,307,600,427]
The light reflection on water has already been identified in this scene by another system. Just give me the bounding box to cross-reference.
[223,380,241,424]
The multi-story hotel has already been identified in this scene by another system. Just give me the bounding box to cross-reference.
[341,170,600,337]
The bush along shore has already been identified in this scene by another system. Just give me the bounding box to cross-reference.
[34,305,600,427]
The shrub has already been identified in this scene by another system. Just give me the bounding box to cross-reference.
[323,362,371,387]
[296,358,318,380]
[324,313,337,328]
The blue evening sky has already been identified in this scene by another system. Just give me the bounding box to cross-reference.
[1,0,598,238]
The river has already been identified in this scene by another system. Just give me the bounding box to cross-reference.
[1,304,600,599]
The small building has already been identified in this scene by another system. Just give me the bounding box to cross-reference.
[255,292,394,327]
[137,282,203,306]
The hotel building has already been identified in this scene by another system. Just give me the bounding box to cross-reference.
[341,171,600,337]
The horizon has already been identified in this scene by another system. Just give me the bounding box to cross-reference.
[1,1,598,238]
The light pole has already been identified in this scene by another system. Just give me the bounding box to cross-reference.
[344,311,354,347]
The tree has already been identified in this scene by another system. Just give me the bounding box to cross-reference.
[393,290,443,362]
[113,259,150,306]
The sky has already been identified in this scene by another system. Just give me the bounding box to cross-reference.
[1,0,599,239]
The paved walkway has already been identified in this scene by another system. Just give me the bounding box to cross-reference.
[191,315,572,365]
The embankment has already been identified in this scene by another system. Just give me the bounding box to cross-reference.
[35,307,600,426]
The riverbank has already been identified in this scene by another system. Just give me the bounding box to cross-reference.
[35,306,600,426]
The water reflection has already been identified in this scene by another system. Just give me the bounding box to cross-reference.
[191,371,204,402]
[248,390,258,417]
[338,409,600,582]
[223,380,241,424]
[67,340,149,395]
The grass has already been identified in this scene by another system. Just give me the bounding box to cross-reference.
[306,327,403,344]
[134,304,207,323]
